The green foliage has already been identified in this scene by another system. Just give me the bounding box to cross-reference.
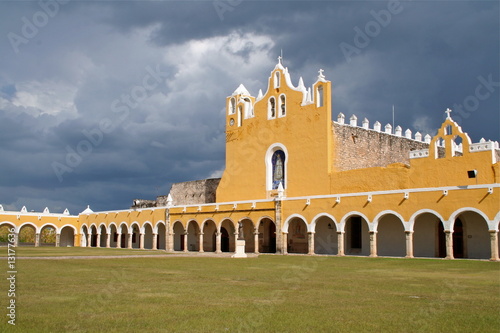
[18,226,35,243]
[40,227,56,244]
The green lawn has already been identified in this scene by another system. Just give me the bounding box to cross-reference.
[0,249,499,332]
[0,246,171,257]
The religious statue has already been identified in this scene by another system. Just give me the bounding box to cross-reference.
[238,221,244,240]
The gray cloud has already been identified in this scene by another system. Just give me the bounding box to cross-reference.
[0,0,497,213]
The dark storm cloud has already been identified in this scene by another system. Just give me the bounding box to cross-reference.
[0,0,497,214]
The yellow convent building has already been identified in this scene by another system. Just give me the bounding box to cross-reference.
[1,59,499,260]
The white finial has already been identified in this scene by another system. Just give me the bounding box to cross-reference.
[63,208,70,215]
[362,118,369,129]
[278,55,282,65]
[374,121,381,132]
[337,112,345,124]
[21,206,27,213]
[167,193,173,207]
[350,114,358,126]
[43,207,50,214]
[445,108,452,119]
[0,205,3,212]
[257,89,263,100]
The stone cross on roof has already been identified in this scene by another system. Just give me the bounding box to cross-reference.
[445,108,452,119]
[318,69,325,80]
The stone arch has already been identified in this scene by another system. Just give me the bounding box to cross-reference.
[220,219,236,252]
[286,215,308,254]
[0,222,16,246]
[18,222,38,246]
[80,225,89,247]
[89,224,98,247]
[98,224,107,248]
[108,223,118,248]
[342,213,370,256]
[130,223,141,249]
[239,217,255,253]
[40,223,57,246]
[59,225,76,247]
[155,221,166,250]
[374,212,406,257]
[142,222,154,250]
[118,223,129,249]
[187,220,200,252]
[312,214,338,255]
[450,210,490,259]
[202,219,217,252]
[413,211,446,258]
[172,221,185,251]
[258,217,276,253]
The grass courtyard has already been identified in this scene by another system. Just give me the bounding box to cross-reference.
[0,248,499,332]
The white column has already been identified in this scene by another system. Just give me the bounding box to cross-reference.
[106,233,111,248]
[96,233,101,248]
[283,232,288,255]
[86,233,91,248]
[489,230,498,261]
[216,231,221,253]
[152,233,158,250]
[405,231,414,258]
[308,232,315,255]
[127,232,133,249]
[337,232,345,256]
[369,231,377,257]
[139,232,145,250]
[183,233,188,252]
[199,233,204,253]
[55,234,61,247]
[116,232,122,248]
[445,230,454,259]
[254,228,259,254]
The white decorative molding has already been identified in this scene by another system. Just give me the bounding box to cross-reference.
[395,126,402,137]
[488,187,493,195]
[415,132,422,142]
[404,192,409,200]
[305,198,311,206]
[470,141,494,152]
[410,149,429,159]
[424,134,431,143]
[336,197,341,204]
[405,129,412,139]
[443,190,448,196]
[21,206,27,213]
[251,202,256,209]
[367,195,372,203]
[374,121,381,132]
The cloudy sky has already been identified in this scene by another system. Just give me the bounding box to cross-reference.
[0,0,498,214]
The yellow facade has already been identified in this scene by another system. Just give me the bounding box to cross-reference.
[1,60,499,260]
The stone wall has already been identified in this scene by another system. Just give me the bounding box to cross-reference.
[164,178,221,206]
[332,122,431,172]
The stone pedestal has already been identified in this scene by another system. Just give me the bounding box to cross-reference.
[232,239,247,258]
